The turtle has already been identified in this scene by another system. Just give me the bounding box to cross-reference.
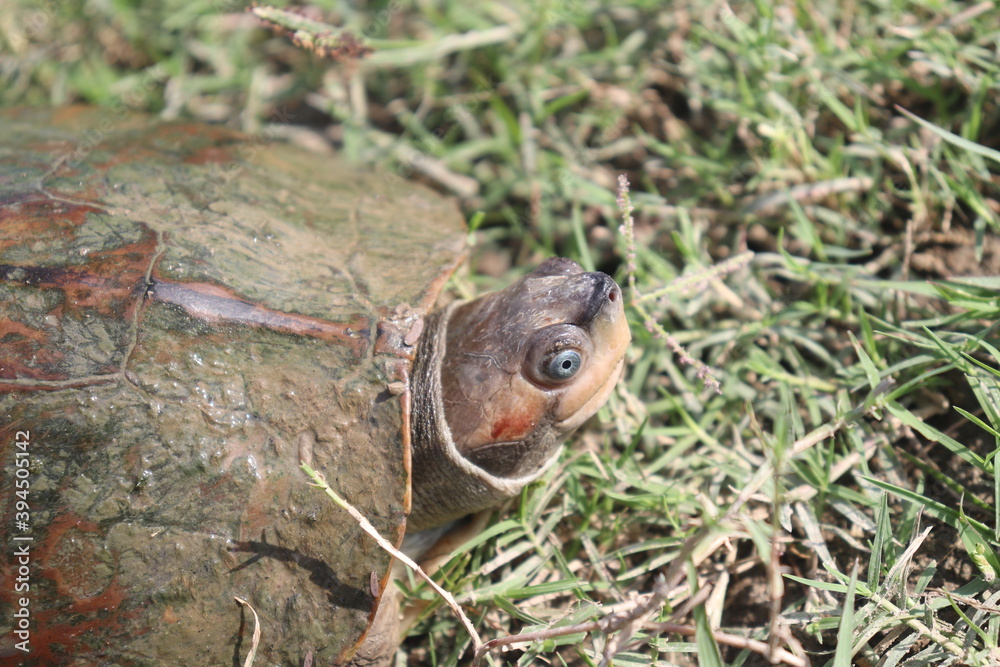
[0,106,630,666]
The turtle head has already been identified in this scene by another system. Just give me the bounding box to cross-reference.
[441,257,630,477]
[408,257,629,532]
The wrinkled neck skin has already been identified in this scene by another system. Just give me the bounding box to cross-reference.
[408,302,550,533]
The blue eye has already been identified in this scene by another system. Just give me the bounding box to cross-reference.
[524,325,592,388]
[545,349,582,380]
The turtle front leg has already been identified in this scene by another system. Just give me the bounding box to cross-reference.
[346,570,401,667]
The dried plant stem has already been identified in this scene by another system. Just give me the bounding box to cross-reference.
[642,623,808,667]
[615,173,731,394]
[300,463,483,656]
[616,174,638,300]
[234,597,262,667]
[638,251,755,303]
[471,576,807,667]
[251,7,373,60]
[472,577,670,666]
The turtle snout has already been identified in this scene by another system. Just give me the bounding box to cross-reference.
[580,272,621,324]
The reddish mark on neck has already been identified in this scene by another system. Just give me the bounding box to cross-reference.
[489,409,537,442]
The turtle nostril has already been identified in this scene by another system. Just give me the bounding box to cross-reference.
[608,290,617,302]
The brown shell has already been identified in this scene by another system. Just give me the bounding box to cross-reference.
[0,106,466,665]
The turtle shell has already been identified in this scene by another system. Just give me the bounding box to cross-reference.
[0,106,466,665]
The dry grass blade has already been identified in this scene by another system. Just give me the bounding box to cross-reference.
[234,597,261,667]
[300,463,483,656]
[643,623,809,667]
[472,576,670,666]
[250,6,372,60]
[470,574,808,667]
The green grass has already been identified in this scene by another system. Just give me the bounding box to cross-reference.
[4,0,1000,664]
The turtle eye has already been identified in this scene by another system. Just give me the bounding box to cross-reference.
[524,324,592,388]
[544,349,582,380]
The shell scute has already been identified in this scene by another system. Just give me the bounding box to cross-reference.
[0,107,466,665]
